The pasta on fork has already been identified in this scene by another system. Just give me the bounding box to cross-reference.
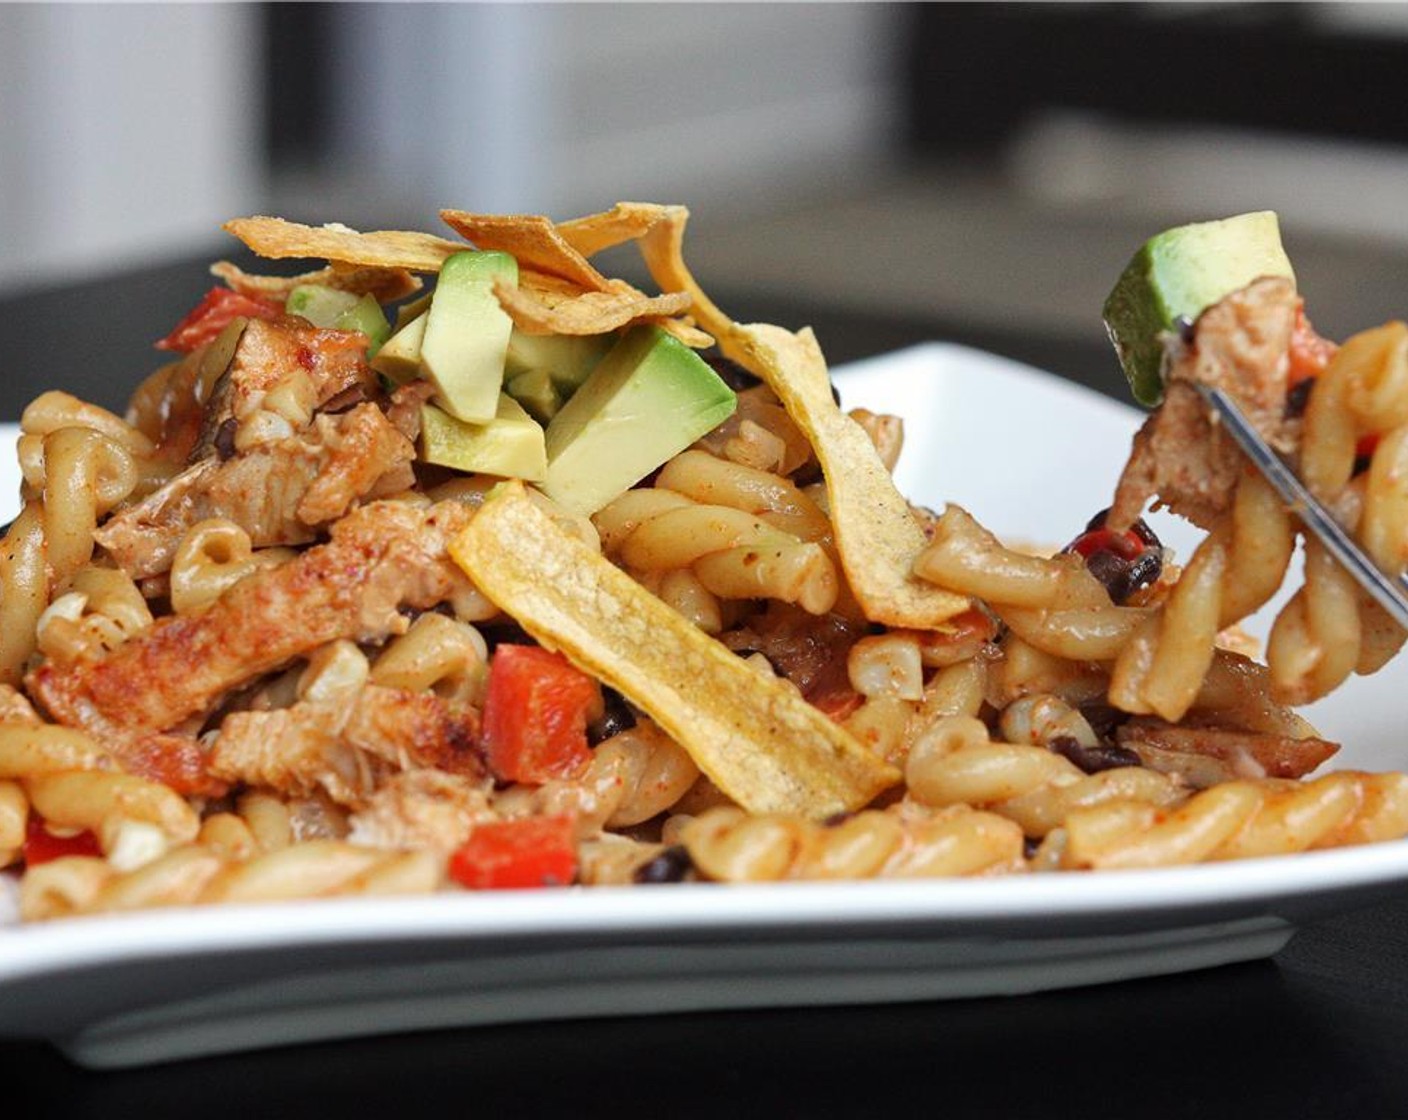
[4,203,1408,922]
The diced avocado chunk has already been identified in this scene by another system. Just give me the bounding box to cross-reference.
[1103,211,1295,407]
[540,325,737,515]
[286,284,361,326]
[333,293,392,354]
[371,311,426,384]
[420,250,519,423]
[420,394,547,482]
[505,368,564,424]
[506,329,616,394]
[287,285,392,356]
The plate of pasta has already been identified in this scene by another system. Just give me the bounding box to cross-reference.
[2,204,1408,1068]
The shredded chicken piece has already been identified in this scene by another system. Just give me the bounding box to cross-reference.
[347,769,496,851]
[211,685,485,806]
[385,380,437,443]
[95,403,415,578]
[29,501,474,757]
[1109,277,1298,531]
[1116,717,1338,788]
[193,316,378,459]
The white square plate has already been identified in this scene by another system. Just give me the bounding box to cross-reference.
[3,343,1408,1069]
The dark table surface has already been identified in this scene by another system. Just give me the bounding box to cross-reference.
[5,254,1408,1118]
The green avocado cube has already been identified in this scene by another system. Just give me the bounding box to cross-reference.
[370,311,426,384]
[420,250,519,423]
[419,393,547,482]
[506,329,616,395]
[505,368,565,424]
[540,325,737,515]
[286,284,361,326]
[1103,211,1295,407]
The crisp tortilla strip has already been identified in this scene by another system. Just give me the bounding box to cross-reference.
[653,318,714,349]
[210,261,422,304]
[556,203,730,342]
[493,278,693,337]
[729,323,969,629]
[557,201,687,258]
[451,482,899,817]
[440,210,611,292]
[224,217,468,273]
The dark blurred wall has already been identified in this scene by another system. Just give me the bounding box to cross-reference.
[903,4,1408,158]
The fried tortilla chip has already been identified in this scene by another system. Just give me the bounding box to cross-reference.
[210,261,422,304]
[557,201,687,258]
[224,217,468,273]
[559,203,734,341]
[652,318,714,349]
[440,210,612,292]
[451,482,899,817]
[728,324,970,630]
[493,278,692,337]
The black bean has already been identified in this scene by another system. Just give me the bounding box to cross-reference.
[1174,314,1198,344]
[789,460,824,487]
[633,845,694,884]
[1023,836,1042,860]
[1049,735,1143,775]
[478,621,535,651]
[1092,547,1164,606]
[588,687,637,745]
[1076,703,1129,741]
[1129,516,1162,551]
[1117,548,1163,598]
[1084,549,1130,597]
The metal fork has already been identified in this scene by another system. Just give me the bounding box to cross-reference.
[1193,381,1408,630]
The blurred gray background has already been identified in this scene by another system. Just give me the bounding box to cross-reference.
[3,2,1408,404]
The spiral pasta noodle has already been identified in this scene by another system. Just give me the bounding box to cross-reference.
[678,801,1024,882]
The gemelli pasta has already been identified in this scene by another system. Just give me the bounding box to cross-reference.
[4,203,1408,923]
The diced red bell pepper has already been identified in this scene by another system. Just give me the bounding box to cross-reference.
[1067,526,1148,563]
[448,815,578,890]
[1287,302,1338,386]
[1279,303,1375,460]
[156,287,283,353]
[23,815,101,865]
[481,644,598,784]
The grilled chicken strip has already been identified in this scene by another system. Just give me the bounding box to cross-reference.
[210,684,486,806]
[1109,276,1299,531]
[95,403,416,578]
[29,501,474,755]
